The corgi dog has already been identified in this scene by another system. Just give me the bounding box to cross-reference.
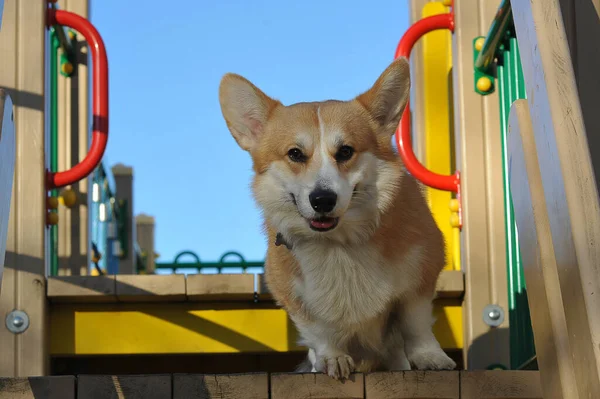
[218,58,456,379]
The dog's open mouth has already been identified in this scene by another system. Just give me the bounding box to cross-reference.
[308,216,339,232]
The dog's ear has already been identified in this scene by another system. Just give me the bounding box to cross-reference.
[355,57,411,136]
[219,73,280,152]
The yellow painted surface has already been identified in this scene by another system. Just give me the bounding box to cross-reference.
[433,301,463,349]
[421,2,460,271]
[50,302,462,356]
[50,303,302,355]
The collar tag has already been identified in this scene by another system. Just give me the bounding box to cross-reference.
[275,232,293,250]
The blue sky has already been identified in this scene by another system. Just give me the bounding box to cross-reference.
[91,0,410,264]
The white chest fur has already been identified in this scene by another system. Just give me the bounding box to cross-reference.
[292,242,420,326]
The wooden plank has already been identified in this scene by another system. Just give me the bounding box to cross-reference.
[259,270,463,301]
[46,271,462,303]
[270,373,364,399]
[572,0,600,194]
[116,275,186,302]
[0,0,48,377]
[186,274,255,301]
[0,89,15,296]
[512,0,600,394]
[0,376,75,399]
[365,371,459,399]
[452,0,510,370]
[47,275,116,303]
[77,375,172,399]
[508,100,580,399]
[255,274,272,300]
[460,371,542,398]
[433,270,463,299]
[173,373,268,399]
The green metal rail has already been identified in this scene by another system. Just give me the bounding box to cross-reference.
[497,35,535,370]
[474,0,512,74]
[155,250,265,274]
[474,2,536,370]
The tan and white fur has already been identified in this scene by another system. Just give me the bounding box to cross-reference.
[218,58,456,379]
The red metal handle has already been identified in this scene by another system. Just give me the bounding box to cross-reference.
[46,8,108,189]
[394,13,459,193]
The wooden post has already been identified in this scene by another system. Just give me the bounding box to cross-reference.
[0,0,48,376]
[135,214,156,274]
[512,0,600,394]
[558,0,600,199]
[0,90,15,296]
[112,163,135,274]
[451,0,510,369]
[56,0,91,276]
[508,99,581,399]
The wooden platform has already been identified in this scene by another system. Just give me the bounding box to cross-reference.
[46,271,464,303]
[0,370,542,399]
[46,272,465,357]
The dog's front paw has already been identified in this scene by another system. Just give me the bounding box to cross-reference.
[315,354,355,380]
[407,347,456,370]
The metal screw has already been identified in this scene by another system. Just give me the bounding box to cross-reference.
[482,304,505,327]
[488,309,501,321]
[6,310,29,334]
[12,316,24,328]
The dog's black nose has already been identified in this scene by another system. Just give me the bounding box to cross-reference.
[309,189,337,213]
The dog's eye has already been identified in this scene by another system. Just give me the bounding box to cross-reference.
[287,148,307,163]
[335,145,354,162]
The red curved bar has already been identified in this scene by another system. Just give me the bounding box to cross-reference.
[46,9,108,189]
[394,13,460,193]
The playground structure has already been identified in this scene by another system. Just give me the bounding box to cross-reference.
[1,0,600,397]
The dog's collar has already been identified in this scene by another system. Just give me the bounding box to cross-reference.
[275,232,293,250]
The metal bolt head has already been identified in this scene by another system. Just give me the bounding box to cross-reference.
[6,310,29,334]
[483,304,505,327]
[12,316,24,328]
[488,309,501,321]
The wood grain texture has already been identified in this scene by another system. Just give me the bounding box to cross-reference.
[0,377,75,399]
[186,274,255,301]
[116,275,186,302]
[77,375,171,399]
[512,0,600,394]
[508,100,579,399]
[0,371,554,398]
[433,271,464,299]
[0,0,48,377]
[452,0,510,370]
[365,371,459,398]
[47,276,116,303]
[460,371,542,398]
[173,373,268,399]
[270,373,364,399]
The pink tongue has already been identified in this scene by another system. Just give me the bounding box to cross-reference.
[311,219,335,229]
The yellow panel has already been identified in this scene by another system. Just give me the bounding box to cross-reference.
[433,301,463,349]
[50,302,462,356]
[50,303,303,355]
[421,2,460,271]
